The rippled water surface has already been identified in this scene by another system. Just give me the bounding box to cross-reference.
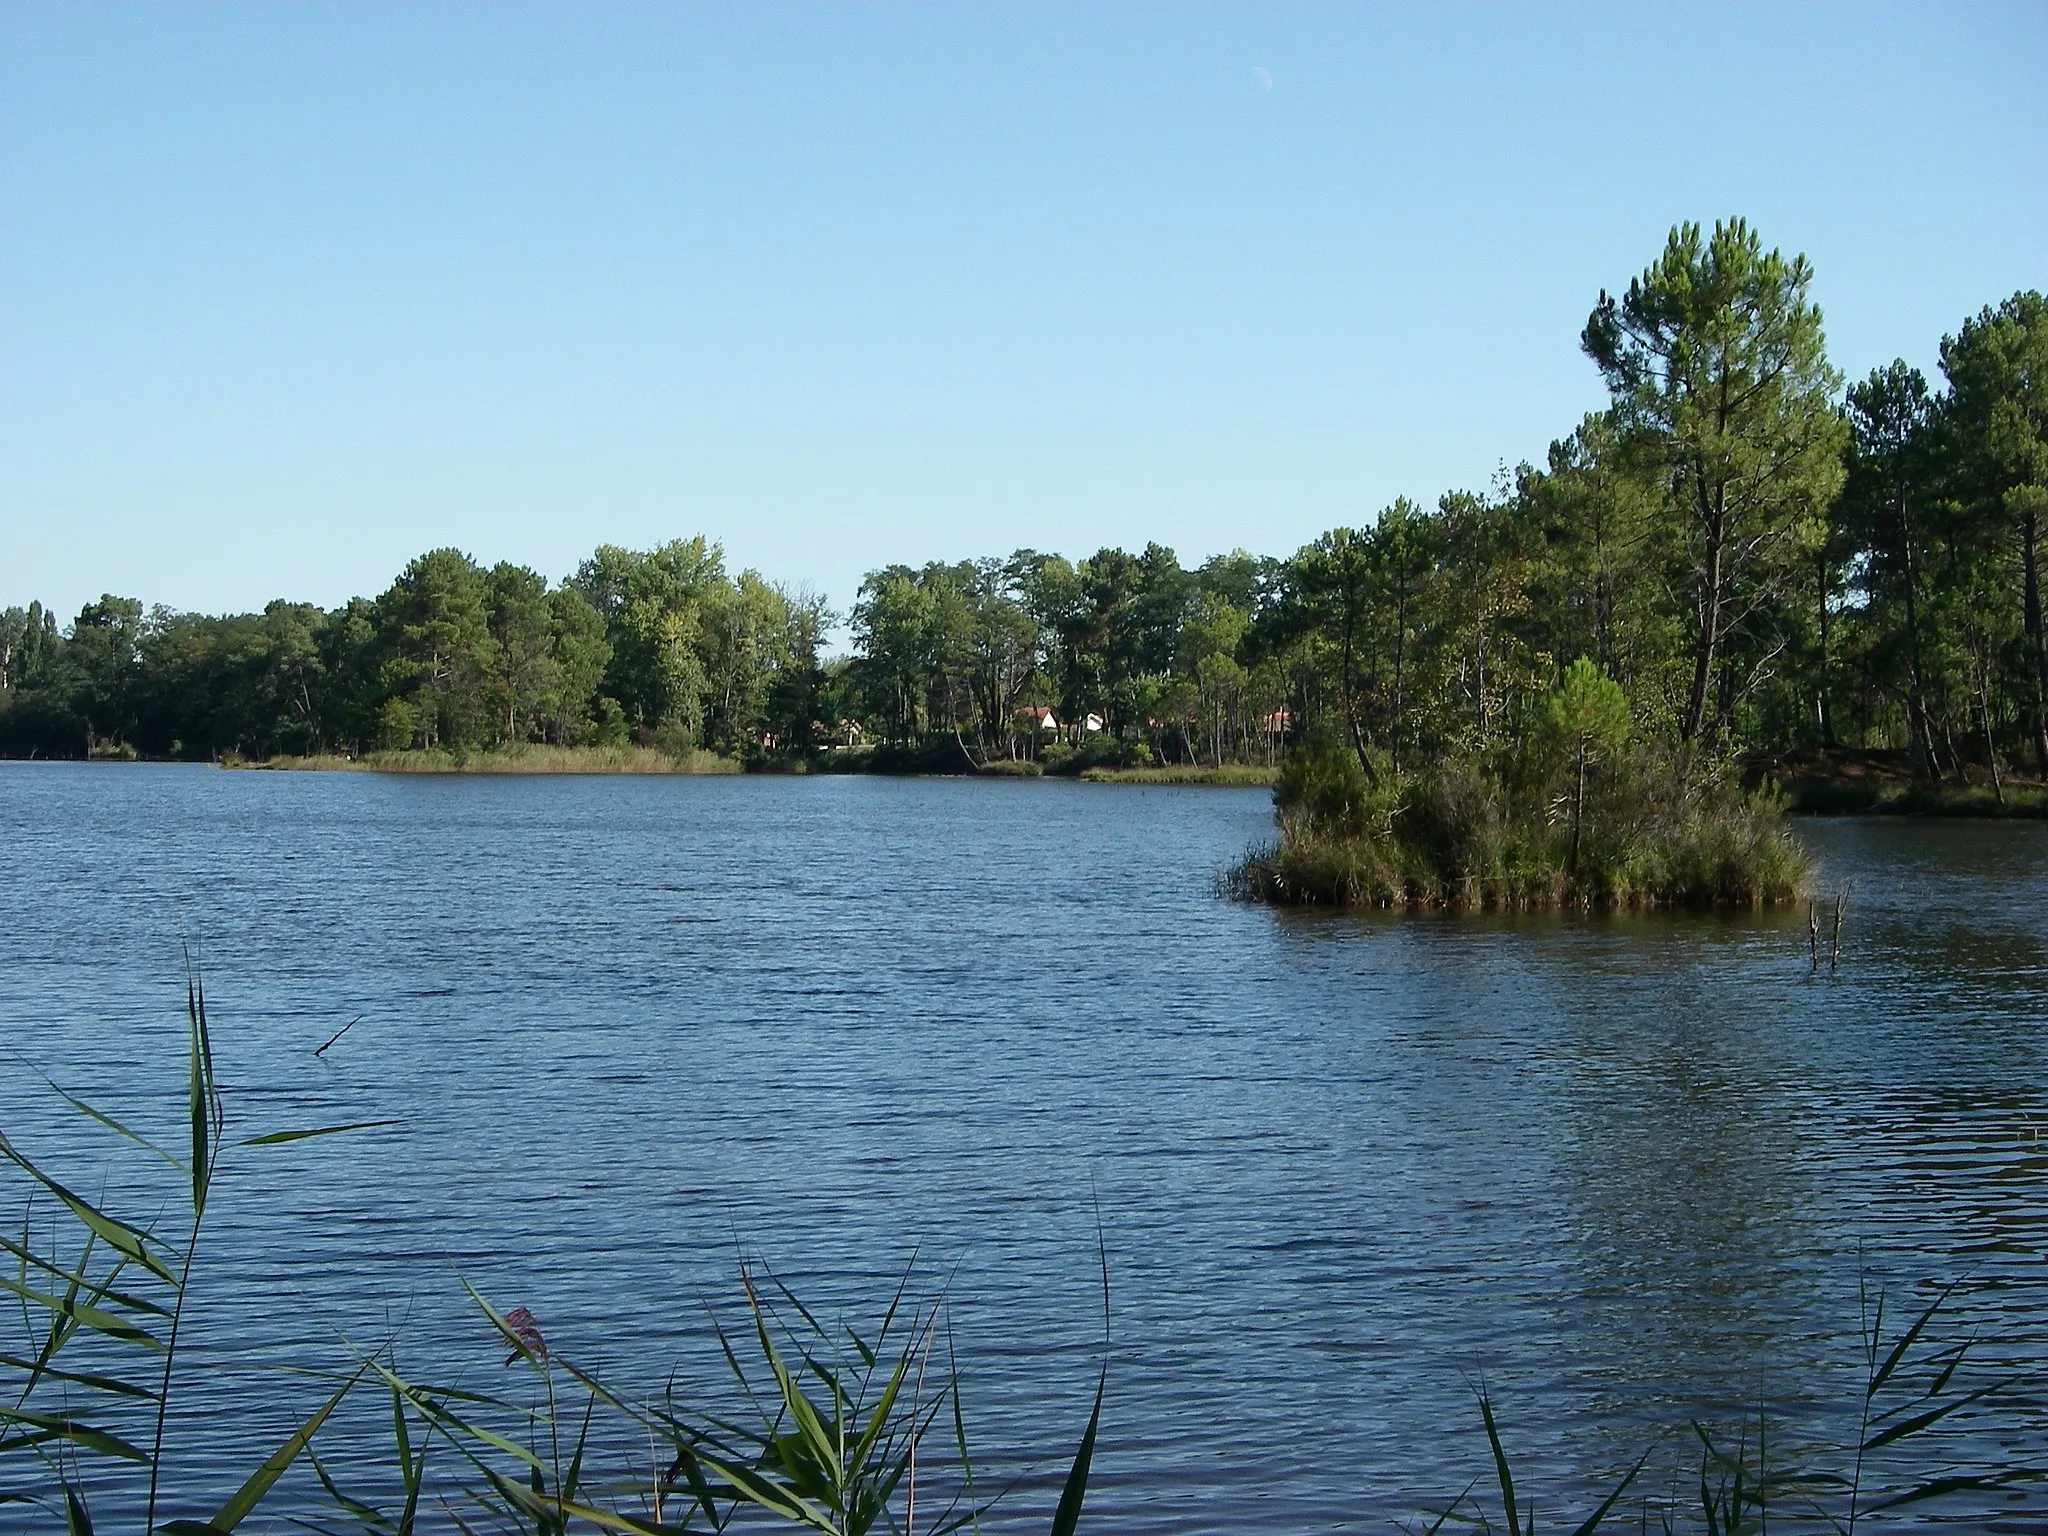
[4,764,2048,1530]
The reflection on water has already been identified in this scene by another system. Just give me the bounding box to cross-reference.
[2,767,2046,1530]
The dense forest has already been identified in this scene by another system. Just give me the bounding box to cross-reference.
[4,221,2045,797]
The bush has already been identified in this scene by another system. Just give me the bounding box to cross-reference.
[586,695,630,747]
[1273,732,1379,835]
[1043,735,1154,775]
[1231,734,1811,911]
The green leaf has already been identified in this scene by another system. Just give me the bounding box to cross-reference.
[1478,1390,1520,1536]
[0,1133,177,1285]
[0,1403,152,1462]
[1049,1364,1104,1536]
[239,1120,400,1147]
[1862,1379,2009,1452]
[0,1274,164,1348]
[0,1351,159,1400]
[748,1295,842,1498]
[37,1076,185,1172]
[209,1370,360,1529]
[0,1232,172,1317]
[63,1482,93,1536]
[691,1446,838,1532]
[1869,1283,1952,1399]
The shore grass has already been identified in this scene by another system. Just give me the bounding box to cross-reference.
[1229,806,1811,910]
[1789,778,2048,817]
[1757,747,2048,817]
[1077,763,1278,786]
[242,743,742,775]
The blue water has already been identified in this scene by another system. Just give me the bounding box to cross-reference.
[4,763,2047,1531]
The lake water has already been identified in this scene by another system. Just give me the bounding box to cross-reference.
[4,763,2047,1531]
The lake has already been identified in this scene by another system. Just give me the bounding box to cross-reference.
[3,763,2046,1530]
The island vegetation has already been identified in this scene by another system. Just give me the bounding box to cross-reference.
[4,224,2045,875]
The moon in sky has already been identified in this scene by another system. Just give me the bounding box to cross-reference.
[1250,65,1272,91]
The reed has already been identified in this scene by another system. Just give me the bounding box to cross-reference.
[1076,764,1278,787]
[1227,739,1812,911]
[0,966,392,1534]
[1434,1280,2041,1532]
[0,983,1100,1534]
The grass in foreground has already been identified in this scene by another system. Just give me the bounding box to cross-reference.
[0,978,1101,1535]
[244,743,742,775]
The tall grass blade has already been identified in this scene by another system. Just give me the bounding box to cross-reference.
[34,1076,185,1172]
[1478,1391,1522,1536]
[0,1274,164,1348]
[206,1370,360,1530]
[1869,1285,1952,1399]
[1566,1453,1647,1536]
[63,1482,94,1536]
[1047,1365,1102,1536]
[1863,1467,2046,1512]
[301,1441,393,1534]
[239,1121,400,1148]
[0,1404,152,1462]
[1861,1379,2009,1453]
[0,1232,170,1318]
[0,1351,159,1400]
[188,969,212,1216]
[0,1133,176,1284]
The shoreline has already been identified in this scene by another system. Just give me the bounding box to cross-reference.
[233,745,742,775]
[1760,750,2047,818]
[8,753,2044,813]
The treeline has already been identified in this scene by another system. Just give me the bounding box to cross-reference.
[850,229,2047,786]
[3,220,2044,785]
[0,541,829,761]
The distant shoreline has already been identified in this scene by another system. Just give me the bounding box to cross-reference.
[12,750,2044,815]
[1761,750,2048,819]
[235,745,742,776]
[220,745,1277,785]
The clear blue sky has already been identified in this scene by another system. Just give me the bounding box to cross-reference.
[4,3,2043,627]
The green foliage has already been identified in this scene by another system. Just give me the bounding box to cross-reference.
[1233,742,1809,910]
[1274,733,1378,836]
[1538,659,1632,763]
[1583,218,1848,748]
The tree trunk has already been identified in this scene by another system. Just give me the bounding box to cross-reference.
[1898,487,1937,780]
[1683,482,1727,745]
[1340,602,1376,784]
[1391,574,1408,776]
[2022,504,2048,779]
[1815,546,1836,748]
[1569,747,1586,879]
[1977,656,2005,807]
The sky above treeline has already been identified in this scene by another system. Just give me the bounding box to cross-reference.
[3,3,2044,629]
